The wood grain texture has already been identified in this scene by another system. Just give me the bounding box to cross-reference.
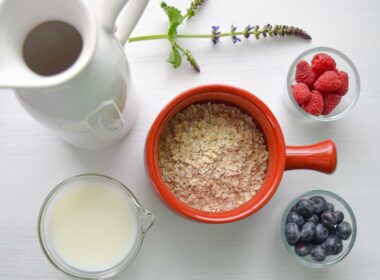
[1,0,379,279]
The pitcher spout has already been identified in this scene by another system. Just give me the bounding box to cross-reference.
[137,206,155,235]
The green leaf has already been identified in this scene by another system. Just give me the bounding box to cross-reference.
[167,46,182,68]
[160,2,184,37]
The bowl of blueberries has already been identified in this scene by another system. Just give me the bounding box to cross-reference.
[281,190,357,268]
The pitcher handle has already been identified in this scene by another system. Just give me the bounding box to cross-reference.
[285,140,337,174]
[99,0,149,45]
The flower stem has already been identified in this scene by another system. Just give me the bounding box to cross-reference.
[173,43,186,53]
[173,42,200,72]
[128,34,168,42]
[129,31,292,43]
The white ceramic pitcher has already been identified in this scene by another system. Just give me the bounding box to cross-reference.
[0,0,149,149]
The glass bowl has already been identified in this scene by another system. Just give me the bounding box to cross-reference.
[281,190,357,268]
[285,47,360,121]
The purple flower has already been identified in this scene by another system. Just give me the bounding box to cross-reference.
[231,25,241,43]
[211,25,221,45]
[243,25,254,39]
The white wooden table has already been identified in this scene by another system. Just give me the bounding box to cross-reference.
[1,0,379,279]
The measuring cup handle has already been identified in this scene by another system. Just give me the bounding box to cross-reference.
[99,0,149,45]
[285,140,337,174]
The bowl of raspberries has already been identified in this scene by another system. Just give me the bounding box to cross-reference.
[287,47,360,121]
[281,190,357,268]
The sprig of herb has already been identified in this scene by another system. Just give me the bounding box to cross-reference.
[159,1,204,71]
[128,1,311,72]
[185,0,204,20]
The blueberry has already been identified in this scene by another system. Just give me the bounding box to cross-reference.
[310,196,327,215]
[326,202,335,212]
[294,243,311,257]
[300,222,316,242]
[321,211,337,228]
[313,223,329,244]
[310,245,326,262]
[334,211,344,224]
[296,199,315,218]
[324,235,343,255]
[328,227,336,236]
[337,221,352,240]
[286,211,304,229]
[306,214,319,225]
[285,223,301,245]
[310,195,327,203]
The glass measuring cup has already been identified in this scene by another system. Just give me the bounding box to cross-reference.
[38,174,154,279]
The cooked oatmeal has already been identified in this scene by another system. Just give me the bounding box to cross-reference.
[158,103,268,212]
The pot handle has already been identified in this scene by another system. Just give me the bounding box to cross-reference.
[285,140,337,174]
[99,0,149,45]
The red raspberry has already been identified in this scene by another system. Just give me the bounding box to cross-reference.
[314,71,341,93]
[311,53,336,76]
[302,90,324,116]
[333,71,349,96]
[295,60,315,88]
[291,83,311,105]
[322,93,342,115]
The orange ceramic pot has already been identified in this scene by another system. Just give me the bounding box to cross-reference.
[145,85,337,223]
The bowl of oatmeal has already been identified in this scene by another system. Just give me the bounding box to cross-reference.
[145,85,337,223]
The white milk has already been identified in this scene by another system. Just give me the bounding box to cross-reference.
[45,179,139,272]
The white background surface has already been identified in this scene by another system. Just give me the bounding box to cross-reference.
[0,0,379,279]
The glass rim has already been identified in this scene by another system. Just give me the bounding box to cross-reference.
[280,189,357,268]
[37,173,153,279]
[287,46,361,122]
